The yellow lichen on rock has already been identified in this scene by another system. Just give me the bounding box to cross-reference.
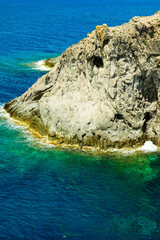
[96,24,110,46]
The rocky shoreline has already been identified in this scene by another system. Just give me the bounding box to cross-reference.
[4,11,160,151]
[2,106,158,155]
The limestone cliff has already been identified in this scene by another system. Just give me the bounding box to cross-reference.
[4,12,160,149]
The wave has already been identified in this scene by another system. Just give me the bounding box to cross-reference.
[32,60,51,71]
[140,141,157,152]
[110,141,158,155]
[0,103,4,109]
[24,60,51,71]
[0,103,5,116]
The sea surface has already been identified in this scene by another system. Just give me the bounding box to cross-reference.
[0,0,160,239]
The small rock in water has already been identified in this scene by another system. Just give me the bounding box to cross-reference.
[140,141,157,152]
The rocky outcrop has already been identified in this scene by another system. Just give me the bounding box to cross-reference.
[4,12,160,149]
[44,56,61,69]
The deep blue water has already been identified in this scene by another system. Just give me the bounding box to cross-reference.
[0,0,160,239]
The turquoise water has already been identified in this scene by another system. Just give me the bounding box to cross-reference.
[0,0,160,239]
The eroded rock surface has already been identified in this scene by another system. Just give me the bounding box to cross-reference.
[4,12,160,149]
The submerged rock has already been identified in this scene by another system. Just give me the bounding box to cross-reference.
[4,12,160,149]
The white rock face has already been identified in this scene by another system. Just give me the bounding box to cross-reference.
[4,12,160,149]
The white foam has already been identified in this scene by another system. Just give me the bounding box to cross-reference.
[33,60,51,71]
[0,103,4,110]
[0,104,5,117]
[140,141,157,152]
[107,147,136,156]
[107,141,158,155]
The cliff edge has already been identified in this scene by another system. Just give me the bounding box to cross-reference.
[4,12,160,149]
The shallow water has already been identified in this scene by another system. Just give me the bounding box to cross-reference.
[1,111,160,239]
[0,0,160,239]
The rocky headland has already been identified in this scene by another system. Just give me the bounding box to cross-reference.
[4,12,160,150]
